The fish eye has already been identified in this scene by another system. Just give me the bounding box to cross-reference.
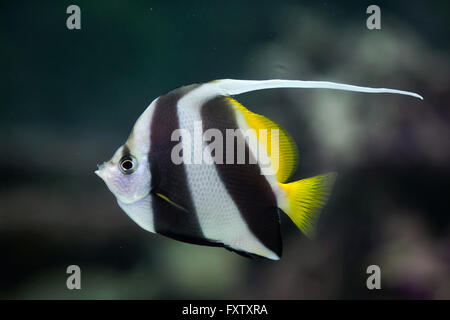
[119,155,138,174]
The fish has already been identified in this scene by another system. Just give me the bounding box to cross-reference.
[95,79,422,260]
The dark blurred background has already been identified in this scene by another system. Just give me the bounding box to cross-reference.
[1,0,449,299]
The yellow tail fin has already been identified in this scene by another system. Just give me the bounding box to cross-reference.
[279,173,337,238]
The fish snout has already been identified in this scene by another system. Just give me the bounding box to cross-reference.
[95,162,107,179]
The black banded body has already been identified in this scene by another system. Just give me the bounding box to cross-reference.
[96,79,422,260]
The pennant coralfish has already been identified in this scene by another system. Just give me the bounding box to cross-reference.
[95,79,422,260]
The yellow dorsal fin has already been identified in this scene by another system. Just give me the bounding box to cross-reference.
[226,97,299,183]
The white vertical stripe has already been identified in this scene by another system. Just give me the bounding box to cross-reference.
[176,84,279,259]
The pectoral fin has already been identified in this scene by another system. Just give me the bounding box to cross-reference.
[155,192,190,213]
[151,192,221,247]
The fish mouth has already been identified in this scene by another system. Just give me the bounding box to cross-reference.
[95,163,106,179]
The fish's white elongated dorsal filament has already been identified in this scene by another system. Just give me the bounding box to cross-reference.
[215,79,423,100]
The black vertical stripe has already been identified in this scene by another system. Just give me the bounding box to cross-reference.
[121,145,130,158]
[149,84,210,244]
[201,96,282,258]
